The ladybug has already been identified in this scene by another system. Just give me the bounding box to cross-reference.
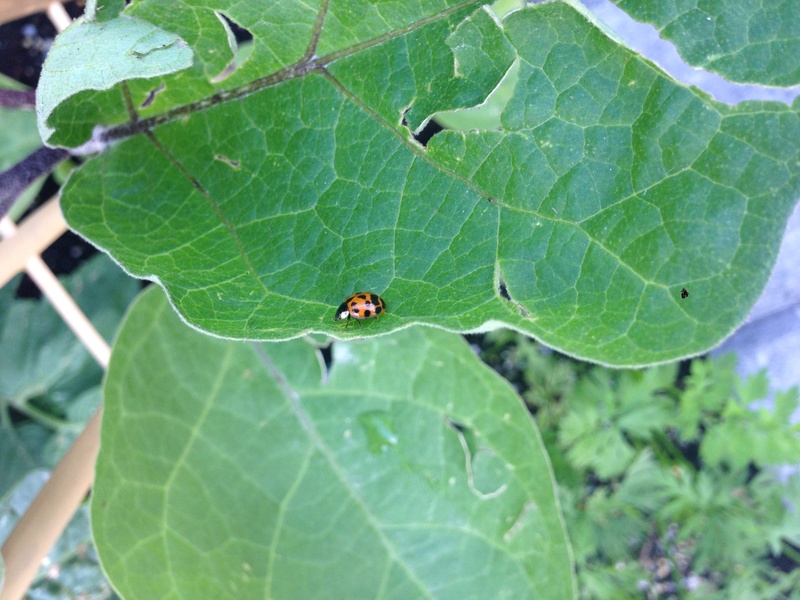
[333,292,386,328]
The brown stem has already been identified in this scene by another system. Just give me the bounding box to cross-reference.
[0,147,69,219]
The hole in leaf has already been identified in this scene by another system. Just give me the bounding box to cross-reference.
[434,60,521,133]
[498,280,511,301]
[211,12,254,83]
[214,154,240,169]
[402,111,444,147]
[319,343,332,368]
[317,341,333,382]
[497,274,531,318]
[222,13,253,43]
[140,82,165,108]
[414,119,444,146]
[444,417,468,434]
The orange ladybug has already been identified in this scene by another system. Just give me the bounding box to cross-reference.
[333,292,386,328]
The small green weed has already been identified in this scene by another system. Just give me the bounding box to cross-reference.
[479,331,800,599]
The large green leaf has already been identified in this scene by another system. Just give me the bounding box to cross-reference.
[36,13,193,144]
[0,255,138,406]
[0,76,40,171]
[0,256,137,599]
[52,1,800,366]
[614,0,800,87]
[92,286,574,599]
[0,255,138,495]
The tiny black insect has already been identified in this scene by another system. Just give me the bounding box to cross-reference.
[680,288,689,299]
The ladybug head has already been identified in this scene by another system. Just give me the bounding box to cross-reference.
[333,302,350,321]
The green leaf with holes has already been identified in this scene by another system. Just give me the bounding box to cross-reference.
[92,286,574,599]
[54,0,800,366]
[37,13,193,143]
[614,0,800,87]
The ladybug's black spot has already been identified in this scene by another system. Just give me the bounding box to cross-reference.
[352,307,360,315]
[357,294,368,300]
[363,309,372,318]
[375,305,383,314]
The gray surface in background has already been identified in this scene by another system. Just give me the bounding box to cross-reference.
[579,0,800,398]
